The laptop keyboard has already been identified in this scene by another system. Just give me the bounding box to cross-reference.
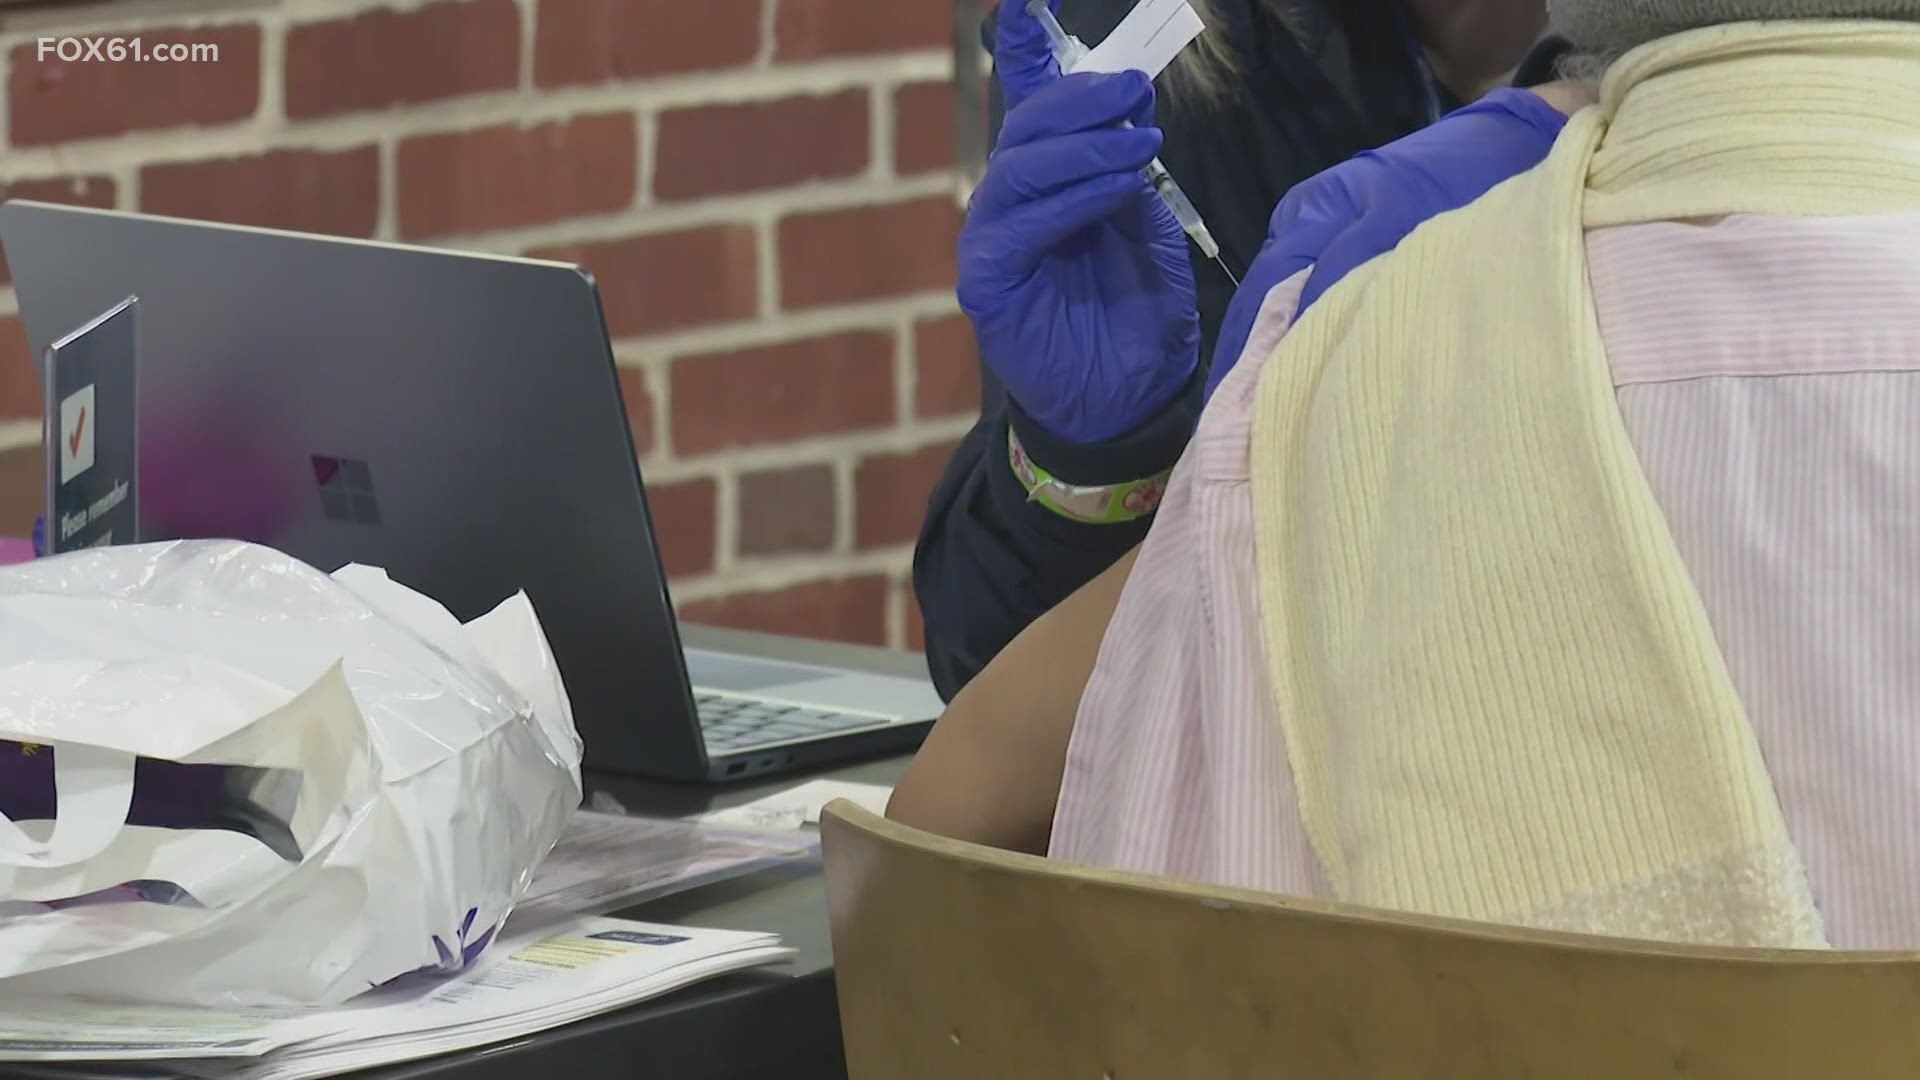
[696,692,889,753]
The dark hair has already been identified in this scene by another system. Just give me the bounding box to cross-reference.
[1163,0,1304,106]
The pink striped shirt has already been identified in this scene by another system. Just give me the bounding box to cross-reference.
[1050,213,1920,949]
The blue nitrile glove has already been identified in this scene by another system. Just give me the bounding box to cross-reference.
[958,0,1201,445]
[1205,88,1570,398]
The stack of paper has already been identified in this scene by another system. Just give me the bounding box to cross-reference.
[698,779,895,832]
[517,809,819,918]
[0,914,792,1077]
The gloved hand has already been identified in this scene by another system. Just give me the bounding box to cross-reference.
[1206,87,1573,397]
[958,0,1200,445]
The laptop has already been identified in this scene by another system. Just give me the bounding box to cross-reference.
[0,201,945,783]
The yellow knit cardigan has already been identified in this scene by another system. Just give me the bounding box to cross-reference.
[1250,21,1920,947]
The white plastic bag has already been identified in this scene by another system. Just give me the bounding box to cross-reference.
[0,540,583,1006]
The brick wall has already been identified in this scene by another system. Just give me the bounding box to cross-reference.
[0,0,980,652]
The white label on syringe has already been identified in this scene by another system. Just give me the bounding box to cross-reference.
[1071,0,1206,79]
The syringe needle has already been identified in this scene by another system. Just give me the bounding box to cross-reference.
[1026,0,1241,289]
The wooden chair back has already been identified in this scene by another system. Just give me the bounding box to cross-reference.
[822,802,1920,1078]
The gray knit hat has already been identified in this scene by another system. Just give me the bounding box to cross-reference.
[1549,0,1920,49]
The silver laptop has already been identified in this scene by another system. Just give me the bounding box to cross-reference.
[0,201,944,783]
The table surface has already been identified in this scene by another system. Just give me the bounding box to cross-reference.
[0,625,929,1080]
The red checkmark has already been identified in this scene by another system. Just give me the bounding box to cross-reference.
[68,406,86,459]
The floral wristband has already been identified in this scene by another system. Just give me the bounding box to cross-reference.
[1008,427,1170,525]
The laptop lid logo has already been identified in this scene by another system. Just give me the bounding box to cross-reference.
[58,384,95,483]
[311,455,382,525]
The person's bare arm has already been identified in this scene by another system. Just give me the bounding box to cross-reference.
[888,547,1140,855]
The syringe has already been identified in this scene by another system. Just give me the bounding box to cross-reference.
[1024,0,1238,286]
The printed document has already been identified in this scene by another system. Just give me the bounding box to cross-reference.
[699,778,895,832]
[0,915,790,1073]
[517,810,817,918]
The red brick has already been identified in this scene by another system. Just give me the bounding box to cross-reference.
[670,331,896,456]
[0,175,116,209]
[779,197,958,309]
[0,175,116,285]
[530,226,757,339]
[0,445,42,536]
[140,146,379,238]
[398,113,636,239]
[9,25,261,146]
[737,464,836,557]
[617,368,654,456]
[286,0,518,120]
[647,476,717,579]
[655,92,869,202]
[894,82,956,175]
[679,576,890,647]
[776,0,945,60]
[854,441,958,550]
[914,315,979,418]
[535,0,759,85]
[0,316,36,420]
